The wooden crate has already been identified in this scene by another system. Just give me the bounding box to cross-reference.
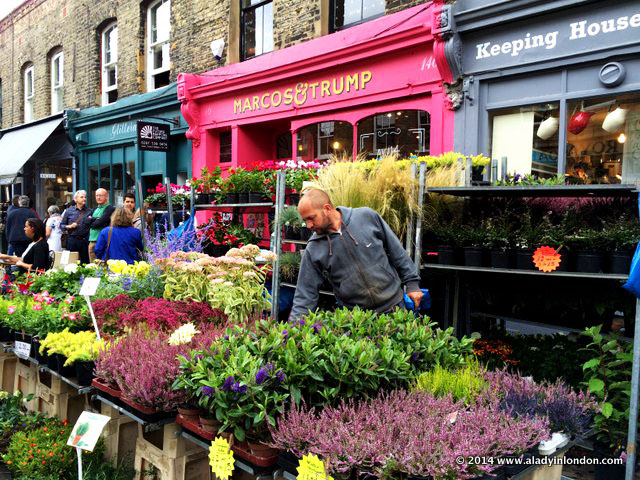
[0,351,16,394]
[101,404,138,470]
[134,423,212,480]
[13,360,37,408]
[34,380,86,424]
[37,369,73,395]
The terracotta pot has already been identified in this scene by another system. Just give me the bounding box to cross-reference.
[248,440,280,458]
[199,416,221,433]
[177,407,200,422]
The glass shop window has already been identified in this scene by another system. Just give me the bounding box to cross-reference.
[566,94,640,185]
[296,121,353,161]
[357,110,430,158]
[490,103,560,178]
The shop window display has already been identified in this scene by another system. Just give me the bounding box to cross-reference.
[357,110,430,158]
[566,94,640,185]
[491,103,560,179]
[296,121,352,161]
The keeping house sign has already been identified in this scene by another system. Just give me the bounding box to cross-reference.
[462,0,640,73]
[137,121,170,152]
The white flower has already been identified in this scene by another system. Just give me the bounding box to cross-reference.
[168,323,200,345]
[64,263,78,273]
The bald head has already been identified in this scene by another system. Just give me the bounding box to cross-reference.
[298,189,338,235]
[95,188,109,205]
[299,189,332,209]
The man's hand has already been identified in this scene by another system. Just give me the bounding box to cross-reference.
[407,290,423,309]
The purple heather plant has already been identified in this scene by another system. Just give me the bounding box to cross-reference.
[270,390,549,478]
[483,370,596,436]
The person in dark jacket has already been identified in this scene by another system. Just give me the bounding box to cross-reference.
[289,189,423,321]
[95,207,143,264]
[6,195,20,214]
[87,188,115,262]
[0,218,50,274]
[6,196,38,256]
[61,190,91,264]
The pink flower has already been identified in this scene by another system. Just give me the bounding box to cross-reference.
[64,296,74,304]
[7,306,16,314]
[68,313,77,321]
[32,304,42,311]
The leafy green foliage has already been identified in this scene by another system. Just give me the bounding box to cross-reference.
[415,358,488,405]
[582,325,632,452]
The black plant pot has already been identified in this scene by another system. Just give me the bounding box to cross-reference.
[469,466,505,480]
[437,245,457,265]
[503,456,528,476]
[609,251,632,274]
[14,331,32,344]
[489,248,512,269]
[0,325,12,342]
[47,352,58,371]
[195,193,209,205]
[515,249,534,270]
[277,452,299,475]
[422,246,440,264]
[574,250,605,273]
[471,165,485,182]
[238,192,249,203]
[30,337,40,361]
[55,353,75,378]
[300,227,313,241]
[555,251,570,272]
[248,192,267,203]
[287,193,300,205]
[223,193,239,204]
[593,443,626,480]
[284,226,301,241]
[463,247,484,267]
[204,244,230,257]
[75,361,95,387]
[36,342,48,364]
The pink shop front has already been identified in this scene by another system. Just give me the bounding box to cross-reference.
[177,3,455,176]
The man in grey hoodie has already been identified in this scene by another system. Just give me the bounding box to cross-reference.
[289,189,423,321]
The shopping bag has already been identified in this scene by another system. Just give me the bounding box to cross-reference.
[622,193,640,297]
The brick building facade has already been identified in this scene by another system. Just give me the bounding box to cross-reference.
[0,0,428,129]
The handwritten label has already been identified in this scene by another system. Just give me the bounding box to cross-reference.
[14,341,31,360]
[208,436,234,480]
[60,250,71,266]
[67,411,111,452]
[79,278,101,297]
[533,246,562,273]
[297,453,334,480]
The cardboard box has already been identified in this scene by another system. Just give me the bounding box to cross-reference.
[54,250,79,268]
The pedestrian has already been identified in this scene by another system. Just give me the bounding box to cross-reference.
[95,207,143,264]
[289,189,423,321]
[133,201,154,230]
[87,188,115,262]
[45,205,63,252]
[0,218,50,274]
[123,193,136,216]
[6,195,37,257]
[6,195,20,214]
[61,190,91,264]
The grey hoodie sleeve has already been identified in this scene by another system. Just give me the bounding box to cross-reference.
[289,249,323,321]
[374,210,421,292]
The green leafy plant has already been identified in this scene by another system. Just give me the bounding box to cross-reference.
[276,206,305,230]
[414,358,488,405]
[279,253,301,282]
[582,325,632,453]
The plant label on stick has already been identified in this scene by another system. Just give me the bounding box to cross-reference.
[61,250,70,266]
[13,341,30,360]
[209,436,234,480]
[79,277,100,296]
[80,278,101,340]
[67,411,110,451]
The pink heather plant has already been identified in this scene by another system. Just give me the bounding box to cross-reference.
[270,390,549,479]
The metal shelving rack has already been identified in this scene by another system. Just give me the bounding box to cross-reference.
[423,156,640,479]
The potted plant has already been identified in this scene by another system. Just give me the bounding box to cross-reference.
[565,228,606,273]
[582,325,631,479]
[276,206,305,240]
[246,168,270,203]
[279,253,301,283]
[458,223,487,267]
[513,213,539,270]
[483,218,513,269]
[429,222,461,265]
[602,221,639,274]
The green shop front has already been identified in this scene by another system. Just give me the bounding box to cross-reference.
[66,84,191,208]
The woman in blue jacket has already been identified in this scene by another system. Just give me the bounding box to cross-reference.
[95,208,143,264]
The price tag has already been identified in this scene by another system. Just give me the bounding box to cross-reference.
[60,250,71,266]
[79,277,101,297]
[208,436,234,480]
[533,246,562,273]
[297,453,334,480]
[67,411,111,451]
[14,341,31,360]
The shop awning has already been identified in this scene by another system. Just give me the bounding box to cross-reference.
[0,118,63,185]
